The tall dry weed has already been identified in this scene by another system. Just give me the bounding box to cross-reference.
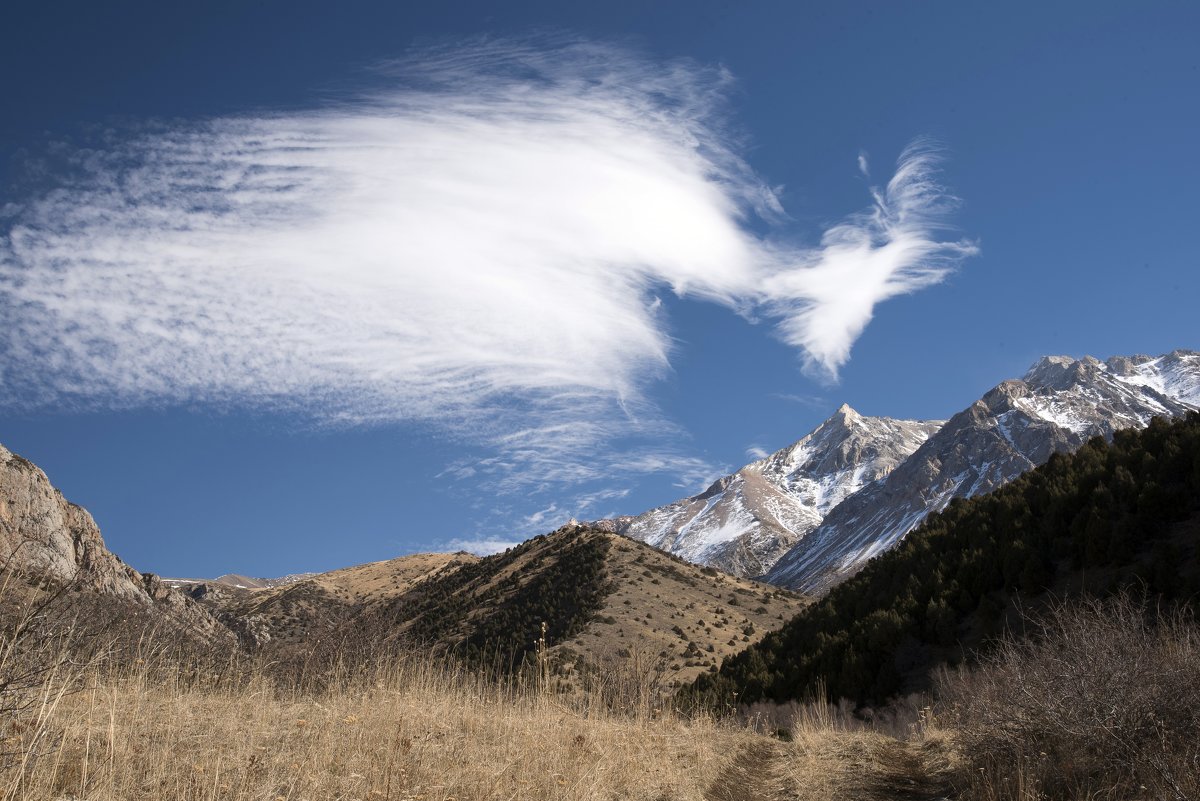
[0,618,753,801]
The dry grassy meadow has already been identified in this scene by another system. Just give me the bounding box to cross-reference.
[1,580,1195,801]
[0,627,955,801]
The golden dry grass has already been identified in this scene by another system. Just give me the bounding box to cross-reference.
[1,651,757,801]
[0,640,967,801]
[0,566,951,801]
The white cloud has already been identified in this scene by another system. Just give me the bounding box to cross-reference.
[762,139,978,378]
[521,503,562,530]
[771,392,829,410]
[570,487,630,515]
[440,537,519,556]
[0,40,974,495]
[745,445,770,460]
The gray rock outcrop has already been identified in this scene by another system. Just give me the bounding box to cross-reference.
[0,442,233,644]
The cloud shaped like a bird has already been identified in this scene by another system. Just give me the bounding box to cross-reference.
[0,40,974,495]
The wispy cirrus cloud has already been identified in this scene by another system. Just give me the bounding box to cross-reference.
[770,392,830,410]
[762,141,978,378]
[0,39,973,498]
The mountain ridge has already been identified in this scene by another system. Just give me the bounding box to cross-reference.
[591,405,942,577]
[588,349,1198,596]
[690,411,1200,707]
[320,524,808,686]
[765,349,1200,592]
[0,440,807,683]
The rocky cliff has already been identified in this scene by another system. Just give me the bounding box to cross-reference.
[0,442,233,644]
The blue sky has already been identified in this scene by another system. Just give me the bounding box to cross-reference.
[2,1,1197,578]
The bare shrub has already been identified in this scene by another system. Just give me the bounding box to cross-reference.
[938,594,1200,801]
[0,561,108,777]
[734,681,933,743]
[573,644,676,718]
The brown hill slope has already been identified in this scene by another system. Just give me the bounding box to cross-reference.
[182,551,479,648]
[329,524,808,686]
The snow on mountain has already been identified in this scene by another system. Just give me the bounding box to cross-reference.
[163,573,317,591]
[765,350,1200,593]
[1104,350,1200,407]
[592,405,942,577]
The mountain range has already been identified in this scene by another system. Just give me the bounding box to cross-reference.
[0,441,805,684]
[597,350,1200,593]
[2,348,1196,683]
[692,409,1200,707]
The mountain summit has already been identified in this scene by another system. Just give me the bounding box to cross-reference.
[765,350,1200,592]
[592,406,943,576]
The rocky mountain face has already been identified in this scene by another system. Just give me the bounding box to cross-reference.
[0,442,233,645]
[593,405,943,577]
[765,350,1200,593]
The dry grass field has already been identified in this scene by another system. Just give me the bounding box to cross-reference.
[2,657,742,800]
[4,554,1197,800]
[0,626,954,801]
[6,594,1198,800]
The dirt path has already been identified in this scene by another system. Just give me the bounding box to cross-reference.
[705,740,800,801]
[704,734,957,801]
[856,738,957,800]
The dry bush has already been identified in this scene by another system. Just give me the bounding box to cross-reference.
[570,644,677,717]
[0,563,144,776]
[938,594,1200,801]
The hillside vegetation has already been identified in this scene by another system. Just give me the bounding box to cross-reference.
[339,526,616,667]
[183,552,477,649]
[691,412,1200,706]
[323,526,808,687]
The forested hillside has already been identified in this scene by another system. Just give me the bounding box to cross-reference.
[690,412,1200,706]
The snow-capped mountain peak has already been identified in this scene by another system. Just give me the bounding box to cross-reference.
[765,350,1200,593]
[592,406,942,577]
[1106,349,1200,407]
